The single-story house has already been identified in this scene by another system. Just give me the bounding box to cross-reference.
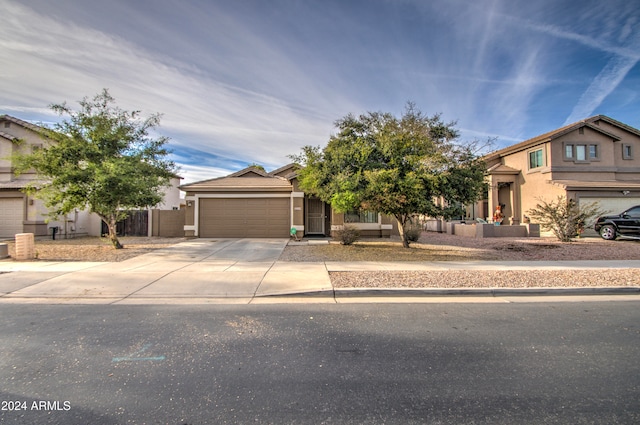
[0,114,182,239]
[468,115,640,225]
[180,164,395,238]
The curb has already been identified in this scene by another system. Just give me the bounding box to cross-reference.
[332,286,640,298]
[253,287,640,299]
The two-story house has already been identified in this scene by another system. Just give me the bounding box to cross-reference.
[0,114,182,239]
[476,115,640,226]
[0,115,56,238]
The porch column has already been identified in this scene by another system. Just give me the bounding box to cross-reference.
[510,181,520,225]
[488,177,499,223]
[291,192,305,233]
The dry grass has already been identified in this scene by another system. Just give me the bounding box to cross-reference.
[3,236,186,262]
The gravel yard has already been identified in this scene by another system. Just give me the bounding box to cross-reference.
[330,269,640,289]
[280,232,640,262]
[281,232,640,289]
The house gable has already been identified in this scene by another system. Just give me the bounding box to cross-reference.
[268,163,299,178]
[180,165,293,193]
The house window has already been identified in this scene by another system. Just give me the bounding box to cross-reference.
[565,144,574,159]
[576,145,586,161]
[3,122,9,128]
[623,144,633,160]
[344,210,378,223]
[528,149,544,169]
[563,143,600,162]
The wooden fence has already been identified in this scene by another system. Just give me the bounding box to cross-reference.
[101,210,149,237]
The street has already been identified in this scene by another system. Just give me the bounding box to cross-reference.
[1,302,639,424]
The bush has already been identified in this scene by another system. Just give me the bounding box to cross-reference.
[527,196,604,242]
[334,224,360,245]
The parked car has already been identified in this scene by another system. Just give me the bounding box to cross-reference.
[594,205,640,240]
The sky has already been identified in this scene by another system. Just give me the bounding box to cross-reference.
[1,0,639,185]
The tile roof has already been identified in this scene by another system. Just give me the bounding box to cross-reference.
[0,131,18,141]
[0,115,44,133]
[180,176,292,192]
[0,180,44,189]
[180,165,296,192]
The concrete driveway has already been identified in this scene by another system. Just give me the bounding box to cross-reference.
[0,239,333,304]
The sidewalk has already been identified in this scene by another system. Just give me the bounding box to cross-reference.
[1,253,639,304]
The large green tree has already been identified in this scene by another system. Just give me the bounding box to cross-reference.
[13,89,177,249]
[293,104,487,247]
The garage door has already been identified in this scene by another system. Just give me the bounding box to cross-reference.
[0,198,24,237]
[199,198,290,238]
[579,197,640,215]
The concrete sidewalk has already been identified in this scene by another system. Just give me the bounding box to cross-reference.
[1,253,639,304]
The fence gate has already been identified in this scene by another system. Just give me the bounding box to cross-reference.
[101,210,149,237]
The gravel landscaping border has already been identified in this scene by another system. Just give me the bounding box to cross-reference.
[330,269,640,289]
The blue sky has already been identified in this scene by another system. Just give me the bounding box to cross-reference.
[1,0,639,184]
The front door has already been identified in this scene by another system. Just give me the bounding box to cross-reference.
[306,198,325,234]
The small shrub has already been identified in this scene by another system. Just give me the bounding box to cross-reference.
[334,224,360,245]
[527,196,604,242]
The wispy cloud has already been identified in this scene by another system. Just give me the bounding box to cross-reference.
[564,55,639,124]
[0,1,355,183]
[499,9,640,125]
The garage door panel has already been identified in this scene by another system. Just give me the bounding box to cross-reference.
[0,198,24,237]
[199,197,290,238]
[579,197,640,214]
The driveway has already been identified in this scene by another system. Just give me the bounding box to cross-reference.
[0,239,334,303]
[118,238,290,264]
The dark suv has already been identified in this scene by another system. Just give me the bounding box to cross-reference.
[594,205,640,240]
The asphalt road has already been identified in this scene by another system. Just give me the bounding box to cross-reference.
[1,302,639,424]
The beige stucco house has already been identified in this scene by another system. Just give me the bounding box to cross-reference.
[472,115,640,226]
[180,164,395,238]
[0,114,181,239]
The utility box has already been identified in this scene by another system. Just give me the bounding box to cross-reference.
[0,243,8,259]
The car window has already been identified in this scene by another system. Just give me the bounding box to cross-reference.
[625,206,640,218]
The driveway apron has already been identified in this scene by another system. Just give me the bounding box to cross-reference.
[118,239,291,301]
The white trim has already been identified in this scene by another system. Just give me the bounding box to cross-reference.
[195,193,290,199]
[292,225,304,231]
[381,224,393,230]
[292,191,305,198]
[184,225,196,231]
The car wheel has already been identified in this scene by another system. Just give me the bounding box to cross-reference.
[599,224,617,240]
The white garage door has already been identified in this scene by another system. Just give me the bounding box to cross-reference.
[199,198,290,238]
[579,197,640,215]
[0,198,24,237]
